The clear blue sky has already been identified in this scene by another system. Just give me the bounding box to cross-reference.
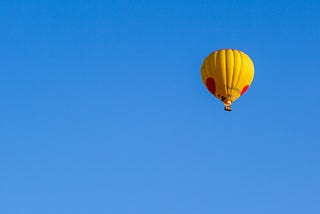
[1,0,319,213]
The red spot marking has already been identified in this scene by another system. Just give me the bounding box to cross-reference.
[241,85,249,95]
[206,78,216,95]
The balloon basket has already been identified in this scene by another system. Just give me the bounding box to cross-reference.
[224,106,232,111]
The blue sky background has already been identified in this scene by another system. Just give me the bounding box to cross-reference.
[1,0,320,213]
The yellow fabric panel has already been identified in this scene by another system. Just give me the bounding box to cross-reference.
[230,50,242,100]
[217,50,227,97]
[226,49,234,96]
[201,49,254,106]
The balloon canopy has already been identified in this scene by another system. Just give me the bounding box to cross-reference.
[201,49,254,111]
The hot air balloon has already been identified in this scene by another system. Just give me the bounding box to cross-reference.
[201,49,254,111]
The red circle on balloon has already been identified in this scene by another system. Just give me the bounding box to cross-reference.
[241,85,249,95]
[206,78,216,95]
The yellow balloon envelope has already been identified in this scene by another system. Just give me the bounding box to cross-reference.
[201,49,254,111]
